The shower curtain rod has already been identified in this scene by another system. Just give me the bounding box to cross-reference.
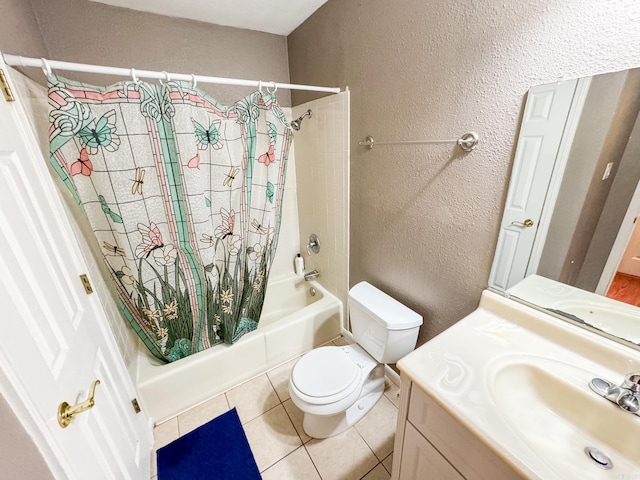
[2,54,342,94]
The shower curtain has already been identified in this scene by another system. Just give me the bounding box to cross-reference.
[47,75,292,362]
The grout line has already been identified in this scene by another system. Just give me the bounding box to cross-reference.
[359,462,383,480]
[381,453,393,475]
[302,443,324,480]
[280,397,307,446]
[259,444,304,475]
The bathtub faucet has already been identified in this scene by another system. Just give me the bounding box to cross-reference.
[304,270,320,281]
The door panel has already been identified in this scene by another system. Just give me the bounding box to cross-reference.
[0,60,151,479]
[490,79,579,290]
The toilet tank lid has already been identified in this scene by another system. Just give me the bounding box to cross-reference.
[349,282,423,330]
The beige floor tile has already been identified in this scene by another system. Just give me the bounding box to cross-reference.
[382,453,393,475]
[151,417,179,477]
[354,395,397,460]
[243,404,302,472]
[177,394,229,435]
[332,336,351,346]
[305,427,378,480]
[282,398,311,443]
[261,446,321,480]
[150,453,157,479]
[153,417,179,449]
[361,463,391,480]
[266,357,298,402]
[383,381,400,408]
[226,374,281,424]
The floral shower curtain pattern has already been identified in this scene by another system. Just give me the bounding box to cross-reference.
[47,75,292,362]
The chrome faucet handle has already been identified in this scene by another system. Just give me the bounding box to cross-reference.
[590,374,640,416]
[623,373,640,394]
[617,392,640,413]
[306,233,320,256]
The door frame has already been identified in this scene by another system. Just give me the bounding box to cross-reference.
[596,178,640,294]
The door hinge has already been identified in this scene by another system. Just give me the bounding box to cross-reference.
[0,69,15,102]
[79,274,94,294]
[131,398,141,414]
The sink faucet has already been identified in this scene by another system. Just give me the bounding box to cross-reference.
[589,373,640,415]
[304,269,319,281]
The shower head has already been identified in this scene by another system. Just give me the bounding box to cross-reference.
[291,109,312,131]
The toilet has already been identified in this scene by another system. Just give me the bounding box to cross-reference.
[289,281,423,438]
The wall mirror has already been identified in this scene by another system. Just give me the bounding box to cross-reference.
[489,66,640,349]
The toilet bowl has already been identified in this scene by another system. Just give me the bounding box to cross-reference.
[289,282,422,439]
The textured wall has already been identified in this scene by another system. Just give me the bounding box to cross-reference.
[288,0,640,345]
[4,0,291,106]
[0,392,53,479]
[0,0,48,59]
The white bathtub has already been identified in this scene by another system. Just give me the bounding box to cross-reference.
[134,274,342,422]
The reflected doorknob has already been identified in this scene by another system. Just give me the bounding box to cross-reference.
[511,219,534,228]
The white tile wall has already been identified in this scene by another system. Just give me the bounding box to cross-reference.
[292,92,350,309]
[269,107,302,280]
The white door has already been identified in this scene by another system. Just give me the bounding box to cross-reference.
[0,62,152,478]
[489,79,578,290]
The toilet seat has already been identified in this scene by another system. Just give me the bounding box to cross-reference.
[291,346,361,403]
[289,343,386,437]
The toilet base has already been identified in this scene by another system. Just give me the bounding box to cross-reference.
[301,369,385,439]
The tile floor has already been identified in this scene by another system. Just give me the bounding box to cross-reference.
[150,338,400,480]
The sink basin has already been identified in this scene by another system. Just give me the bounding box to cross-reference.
[397,289,640,479]
[489,358,640,477]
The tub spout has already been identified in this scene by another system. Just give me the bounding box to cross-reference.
[304,270,319,281]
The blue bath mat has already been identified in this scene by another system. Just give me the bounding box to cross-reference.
[157,408,261,480]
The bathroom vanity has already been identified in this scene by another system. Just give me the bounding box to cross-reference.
[391,286,640,479]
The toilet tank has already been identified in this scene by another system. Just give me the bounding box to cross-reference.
[348,282,423,364]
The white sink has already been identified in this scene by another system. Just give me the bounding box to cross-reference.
[489,357,640,476]
[397,289,640,479]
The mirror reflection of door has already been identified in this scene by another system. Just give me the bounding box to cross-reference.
[488,79,579,290]
[490,66,640,346]
[490,69,640,306]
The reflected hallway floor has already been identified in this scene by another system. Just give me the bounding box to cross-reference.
[606,272,640,307]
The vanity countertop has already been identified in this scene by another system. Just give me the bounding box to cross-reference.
[397,290,640,479]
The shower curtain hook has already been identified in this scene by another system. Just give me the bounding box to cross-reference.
[41,58,52,76]
[130,68,139,83]
[258,80,263,93]
[267,81,278,94]
[159,70,170,85]
[190,74,197,89]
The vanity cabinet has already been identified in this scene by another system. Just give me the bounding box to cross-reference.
[392,375,523,480]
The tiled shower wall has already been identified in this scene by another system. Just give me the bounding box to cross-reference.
[293,91,350,309]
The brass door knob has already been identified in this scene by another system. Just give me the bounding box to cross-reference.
[511,219,534,228]
[58,380,100,428]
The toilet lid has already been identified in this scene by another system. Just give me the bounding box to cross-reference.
[292,347,359,398]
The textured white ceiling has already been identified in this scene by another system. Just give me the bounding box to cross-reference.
[89,0,327,35]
